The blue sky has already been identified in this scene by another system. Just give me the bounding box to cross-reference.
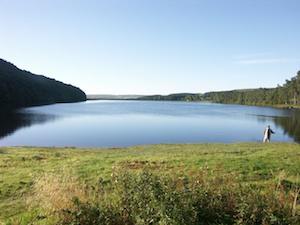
[1,0,300,95]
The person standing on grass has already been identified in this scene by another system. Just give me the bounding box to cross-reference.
[263,125,275,143]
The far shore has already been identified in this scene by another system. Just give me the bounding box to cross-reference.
[86,96,300,111]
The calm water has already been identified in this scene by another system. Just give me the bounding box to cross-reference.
[0,100,299,147]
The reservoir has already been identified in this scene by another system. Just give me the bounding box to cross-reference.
[0,100,298,147]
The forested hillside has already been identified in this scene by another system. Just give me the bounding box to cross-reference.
[203,71,300,106]
[138,71,300,107]
[0,59,86,108]
[203,88,277,105]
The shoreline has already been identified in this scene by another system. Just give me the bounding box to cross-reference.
[86,98,300,110]
[0,141,298,149]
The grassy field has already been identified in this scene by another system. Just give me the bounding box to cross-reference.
[1,143,300,224]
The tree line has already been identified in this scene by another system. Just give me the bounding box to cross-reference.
[138,93,203,101]
[138,71,300,107]
[203,71,300,106]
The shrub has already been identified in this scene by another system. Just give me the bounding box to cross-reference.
[31,169,299,225]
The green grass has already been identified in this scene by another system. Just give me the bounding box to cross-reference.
[0,143,300,224]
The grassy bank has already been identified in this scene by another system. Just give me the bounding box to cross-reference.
[1,143,300,224]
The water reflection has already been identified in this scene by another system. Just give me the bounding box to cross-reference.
[272,111,300,143]
[0,109,57,139]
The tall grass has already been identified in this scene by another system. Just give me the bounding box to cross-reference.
[29,168,299,225]
[30,173,88,213]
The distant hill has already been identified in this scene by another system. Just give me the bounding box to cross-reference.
[0,59,86,108]
[87,94,144,100]
[138,93,203,101]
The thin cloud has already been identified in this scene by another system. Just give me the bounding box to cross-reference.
[235,58,300,65]
[235,53,272,60]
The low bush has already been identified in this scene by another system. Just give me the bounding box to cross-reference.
[32,169,299,225]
